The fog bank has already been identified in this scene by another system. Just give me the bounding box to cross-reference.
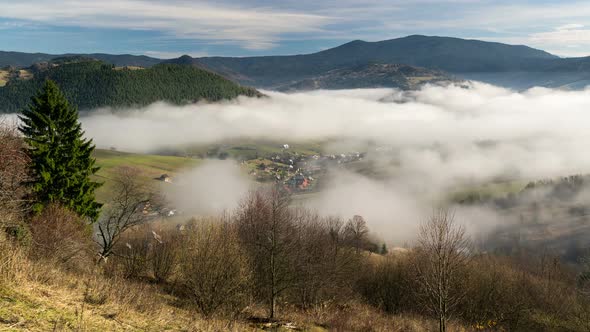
[5,82,590,242]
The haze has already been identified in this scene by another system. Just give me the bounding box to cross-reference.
[47,82,590,242]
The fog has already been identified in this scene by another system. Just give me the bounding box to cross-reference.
[6,81,590,243]
[165,160,254,216]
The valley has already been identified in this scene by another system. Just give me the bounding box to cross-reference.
[2,4,590,328]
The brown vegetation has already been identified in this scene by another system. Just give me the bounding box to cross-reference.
[0,121,29,227]
[2,129,590,331]
[175,220,252,317]
[96,166,153,261]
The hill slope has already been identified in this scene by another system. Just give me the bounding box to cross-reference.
[188,35,559,87]
[0,51,161,68]
[0,60,261,113]
[275,63,454,91]
[7,35,590,90]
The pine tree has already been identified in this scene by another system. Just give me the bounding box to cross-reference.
[19,80,102,221]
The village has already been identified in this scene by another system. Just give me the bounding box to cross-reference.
[139,144,367,219]
[244,144,365,193]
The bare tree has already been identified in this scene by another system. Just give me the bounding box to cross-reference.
[0,121,30,225]
[579,255,590,297]
[413,209,471,332]
[96,166,152,261]
[235,187,298,319]
[290,209,330,308]
[344,215,369,254]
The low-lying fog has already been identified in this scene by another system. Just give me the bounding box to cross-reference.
[7,82,590,243]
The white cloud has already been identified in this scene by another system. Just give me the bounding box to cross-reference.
[0,0,331,50]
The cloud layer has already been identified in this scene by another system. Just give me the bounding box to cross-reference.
[0,0,329,50]
[3,1,590,56]
[72,82,590,242]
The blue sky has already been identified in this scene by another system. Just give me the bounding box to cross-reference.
[1,0,590,58]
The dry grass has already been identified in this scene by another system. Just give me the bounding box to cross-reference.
[16,69,33,80]
[278,301,468,332]
[0,238,255,331]
[0,234,467,331]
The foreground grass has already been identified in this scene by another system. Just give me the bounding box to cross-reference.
[0,241,456,332]
[0,264,251,331]
[0,276,450,332]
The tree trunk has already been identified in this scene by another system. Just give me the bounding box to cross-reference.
[270,294,276,319]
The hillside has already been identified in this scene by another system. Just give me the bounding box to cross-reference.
[188,35,559,87]
[0,60,261,113]
[0,51,161,68]
[275,63,454,91]
[6,35,590,90]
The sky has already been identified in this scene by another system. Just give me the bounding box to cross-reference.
[2,0,590,58]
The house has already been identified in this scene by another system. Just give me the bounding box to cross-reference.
[287,174,311,190]
[158,174,172,183]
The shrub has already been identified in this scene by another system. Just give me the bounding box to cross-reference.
[0,231,30,285]
[176,221,252,317]
[150,230,179,283]
[357,255,415,314]
[28,204,94,271]
[115,227,152,279]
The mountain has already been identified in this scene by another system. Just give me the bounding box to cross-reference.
[0,51,161,68]
[0,59,260,113]
[275,63,454,91]
[186,35,559,88]
[5,35,590,90]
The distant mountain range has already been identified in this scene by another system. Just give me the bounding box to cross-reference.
[0,51,160,68]
[3,35,590,90]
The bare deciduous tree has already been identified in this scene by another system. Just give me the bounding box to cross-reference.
[236,187,298,319]
[0,121,30,225]
[290,209,331,308]
[413,209,471,332]
[96,166,152,261]
[344,215,369,254]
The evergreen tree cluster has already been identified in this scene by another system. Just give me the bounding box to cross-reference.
[0,61,261,113]
[19,80,102,220]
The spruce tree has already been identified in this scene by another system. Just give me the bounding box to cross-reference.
[19,80,102,221]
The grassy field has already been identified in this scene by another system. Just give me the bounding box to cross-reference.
[92,149,201,202]
[182,139,323,160]
[0,70,8,87]
[449,180,527,203]
[17,69,33,80]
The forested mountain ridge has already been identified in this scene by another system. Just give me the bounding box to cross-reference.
[0,50,161,68]
[275,63,454,91]
[188,35,561,87]
[0,60,261,113]
[6,35,590,90]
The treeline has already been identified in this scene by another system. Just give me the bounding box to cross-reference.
[0,60,261,113]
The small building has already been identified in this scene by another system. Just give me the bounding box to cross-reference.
[158,174,172,183]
